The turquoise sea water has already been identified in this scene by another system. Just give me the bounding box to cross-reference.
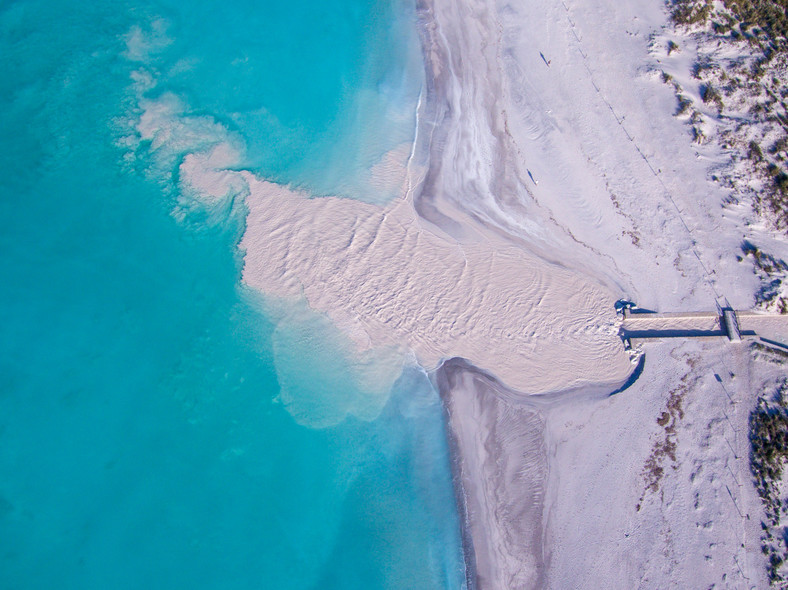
[0,1,464,588]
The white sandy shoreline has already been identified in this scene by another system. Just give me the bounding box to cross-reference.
[236,0,788,584]
[237,0,654,583]
[408,0,646,582]
[434,359,632,589]
[412,0,788,586]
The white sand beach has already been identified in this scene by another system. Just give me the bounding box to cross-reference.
[235,0,788,586]
[409,0,788,587]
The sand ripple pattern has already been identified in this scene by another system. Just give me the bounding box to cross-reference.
[241,175,632,394]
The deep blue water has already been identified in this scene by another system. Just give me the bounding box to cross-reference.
[0,1,464,588]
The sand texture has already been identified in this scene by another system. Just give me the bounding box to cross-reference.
[236,0,788,585]
[415,0,788,587]
[437,361,549,590]
[240,174,633,395]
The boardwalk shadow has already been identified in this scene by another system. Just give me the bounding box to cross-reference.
[621,328,756,339]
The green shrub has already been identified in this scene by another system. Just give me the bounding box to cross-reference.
[771,137,788,154]
[677,95,694,115]
[751,140,765,160]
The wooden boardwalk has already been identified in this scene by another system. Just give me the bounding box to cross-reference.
[620,308,788,350]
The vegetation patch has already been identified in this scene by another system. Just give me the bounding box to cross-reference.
[636,370,693,510]
[673,0,788,46]
[667,0,788,230]
[750,379,788,585]
[739,241,788,313]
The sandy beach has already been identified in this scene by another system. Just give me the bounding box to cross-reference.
[410,0,788,587]
[19,0,788,585]
[436,361,550,590]
[234,0,788,586]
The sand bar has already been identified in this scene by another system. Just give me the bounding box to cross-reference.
[240,173,633,395]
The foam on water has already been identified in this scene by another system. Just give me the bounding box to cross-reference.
[0,0,465,587]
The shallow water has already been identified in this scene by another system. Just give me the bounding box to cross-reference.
[0,1,464,588]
